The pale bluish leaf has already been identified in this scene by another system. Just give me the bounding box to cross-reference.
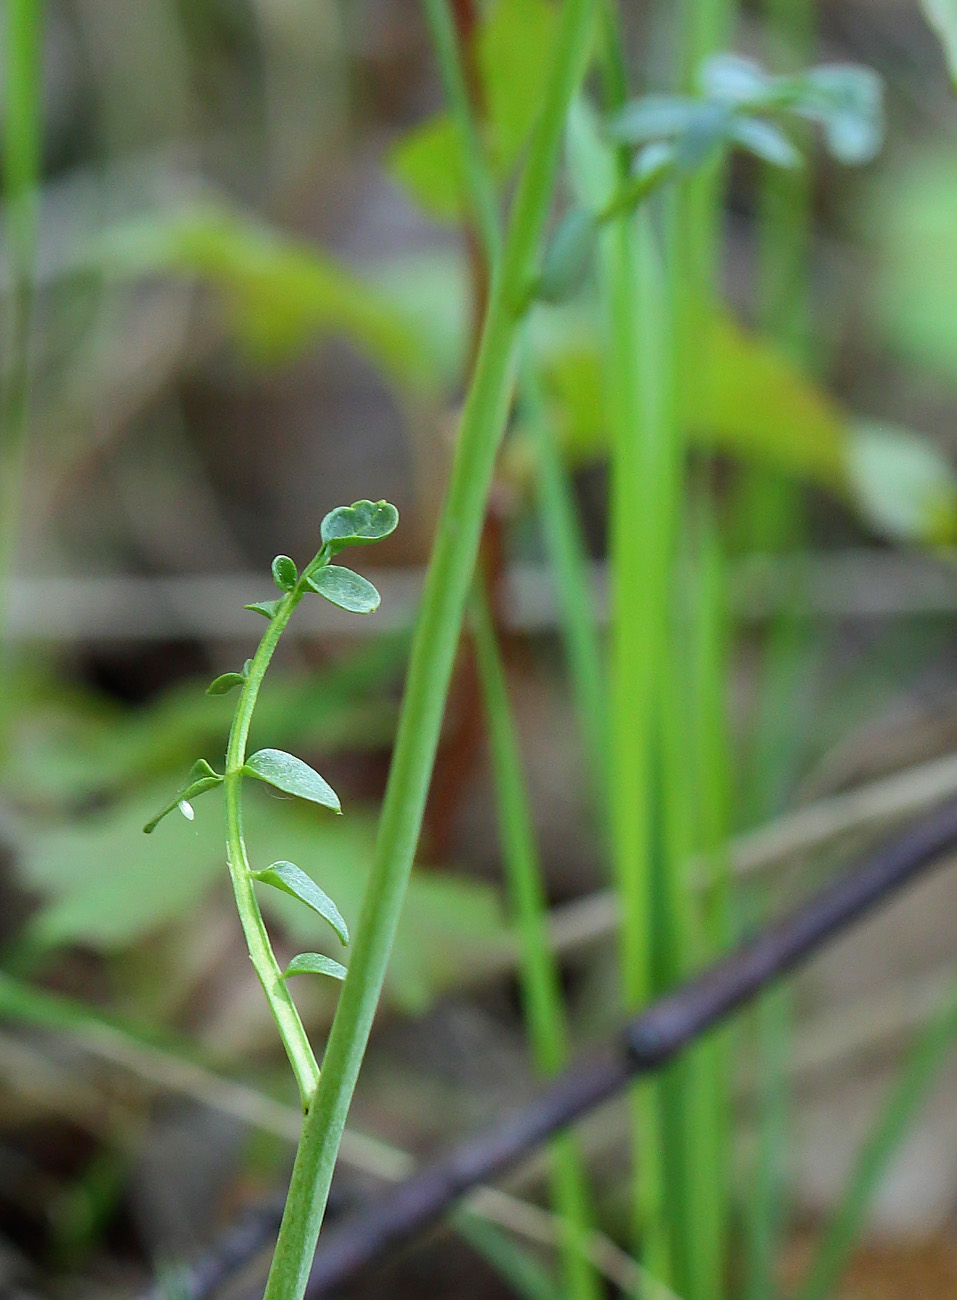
[244,748,341,812]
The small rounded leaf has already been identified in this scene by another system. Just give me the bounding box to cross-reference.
[282,952,347,981]
[537,208,597,303]
[320,500,398,554]
[728,117,801,168]
[271,555,298,592]
[793,64,884,164]
[606,95,699,146]
[699,53,772,106]
[674,102,735,171]
[244,598,283,620]
[254,861,350,944]
[243,748,341,812]
[206,671,246,696]
[144,759,224,833]
[304,565,381,614]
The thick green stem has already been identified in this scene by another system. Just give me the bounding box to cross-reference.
[259,2,597,1295]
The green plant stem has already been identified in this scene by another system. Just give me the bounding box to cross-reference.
[471,579,601,1300]
[223,588,320,1107]
[744,9,817,1294]
[664,2,736,1291]
[0,0,45,668]
[421,0,502,265]
[594,11,679,1280]
[424,7,604,1295]
[425,0,610,821]
[258,2,597,1294]
[759,0,816,362]
[525,370,610,807]
[601,184,678,1289]
[795,975,957,1300]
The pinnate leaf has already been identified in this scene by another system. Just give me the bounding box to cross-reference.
[243,748,341,812]
[206,672,246,696]
[305,565,381,614]
[320,500,398,553]
[282,952,347,981]
[271,555,298,592]
[144,759,223,833]
[253,861,349,943]
[244,598,283,620]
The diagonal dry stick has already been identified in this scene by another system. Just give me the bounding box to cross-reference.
[300,800,957,1296]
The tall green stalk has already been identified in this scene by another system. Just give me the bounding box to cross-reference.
[419,6,602,1295]
[0,1,45,664]
[662,2,737,1294]
[258,2,597,1293]
[472,582,601,1300]
[743,8,817,1295]
[600,138,680,1293]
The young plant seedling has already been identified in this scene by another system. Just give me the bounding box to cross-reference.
[144,499,398,1107]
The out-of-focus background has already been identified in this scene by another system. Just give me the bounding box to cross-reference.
[4,0,957,1296]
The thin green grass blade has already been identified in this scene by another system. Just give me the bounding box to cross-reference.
[744,9,819,1292]
[454,1213,561,1300]
[796,975,957,1300]
[472,580,602,1300]
[0,0,45,668]
[525,366,611,821]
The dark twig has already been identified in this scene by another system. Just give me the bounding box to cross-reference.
[137,801,957,1300]
[302,800,957,1295]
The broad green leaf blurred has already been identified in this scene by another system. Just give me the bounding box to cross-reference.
[18,787,227,950]
[847,421,957,544]
[521,306,957,542]
[100,203,437,390]
[388,0,557,219]
[479,0,557,169]
[12,794,510,1013]
[2,640,403,807]
[528,307,846,483]
[389,114,464,220]
[873,151,957,385]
